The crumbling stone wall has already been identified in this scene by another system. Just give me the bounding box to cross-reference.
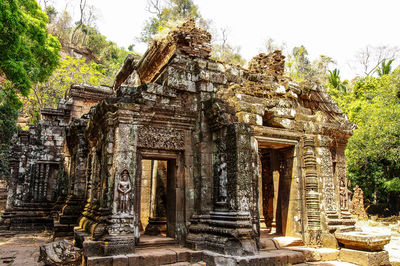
[1,84,112,231]
[350,185,368,220]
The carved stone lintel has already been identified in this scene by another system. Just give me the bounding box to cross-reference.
[137,126,184,150]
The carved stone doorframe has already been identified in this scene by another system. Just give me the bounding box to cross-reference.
[135,149,185,244]
[255,136,303,238]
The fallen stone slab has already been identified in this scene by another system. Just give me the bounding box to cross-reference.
[339,248,390,266]
[335,231,391,251]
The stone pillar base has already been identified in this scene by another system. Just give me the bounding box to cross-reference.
[339,248,390,266]
[82,235,135,257]
[144,217,167,235]
[186,211,258,256]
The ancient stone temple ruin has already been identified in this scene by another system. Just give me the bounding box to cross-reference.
[4,20,387,265]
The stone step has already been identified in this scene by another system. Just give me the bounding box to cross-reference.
[202,249,305,265]
[162,262,206,266]
[86,247,203,266]
[327,218,356,226]
[87,248,306,266]
[136,238,179,248]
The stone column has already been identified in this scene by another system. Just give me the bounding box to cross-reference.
[189,124,258,256]
[303,137,322,246]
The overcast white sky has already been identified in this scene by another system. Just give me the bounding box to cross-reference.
[54,0,400,79]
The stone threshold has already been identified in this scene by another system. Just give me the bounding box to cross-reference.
[86,248,305,266]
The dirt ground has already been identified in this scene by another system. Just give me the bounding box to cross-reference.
[0,232,53,266]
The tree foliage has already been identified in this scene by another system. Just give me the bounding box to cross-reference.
[377,59,394,77]
[352,45,399,77]
[332,67,400,212]
[285,45,335,83]
[140,0,201,43]
[0,0,61,95]
[0,0,60,181]
[211,28,246,66]
[20,56,115,124]
[327,69,349,96]
[17,2,132,125]
[0,78,22,179]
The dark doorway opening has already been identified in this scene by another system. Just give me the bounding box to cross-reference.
[258,143,294,237]
[138,158,178,246]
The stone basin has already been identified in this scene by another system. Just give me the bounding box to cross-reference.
[335,231,391,251]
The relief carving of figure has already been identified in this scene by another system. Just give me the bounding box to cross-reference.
[218,154,228,203]
[118,169,131,213]
[339,179,347,209]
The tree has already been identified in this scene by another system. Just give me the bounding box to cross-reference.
[211,28,246,66]
[20,56,116,124]
[339,68,400,213]
[285,45,334,83]
[377,59,394,77]
[327,69,348,94]
[140,0,201,43]
[0,77,22,180]
[0,0,60,182]
[0,0,61,95]
[351,45,399,77]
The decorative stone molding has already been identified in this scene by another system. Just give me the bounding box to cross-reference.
[137,126,185,150]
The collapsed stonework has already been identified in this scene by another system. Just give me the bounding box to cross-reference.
[2,20,366,263]
[0,84,112,231]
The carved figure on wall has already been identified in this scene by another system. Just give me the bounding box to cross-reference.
[118,169,132,213]
[218,154,228,203]
[339,179,348,210]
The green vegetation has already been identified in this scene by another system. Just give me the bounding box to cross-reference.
[0,0,61,95]
[140,0,201,43]
[16,1,133,124]
[20,56,116,124]
[0,0,61,180]
[328,66,400,212]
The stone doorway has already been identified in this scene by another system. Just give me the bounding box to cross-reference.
[136,151,184,245]
[258,142,295,237]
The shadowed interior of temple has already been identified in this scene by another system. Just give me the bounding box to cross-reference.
[259,144,294,237]
[139,159,176,245]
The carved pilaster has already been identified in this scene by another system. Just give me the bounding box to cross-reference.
[303,137,322,246]
[336,140,349,212]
